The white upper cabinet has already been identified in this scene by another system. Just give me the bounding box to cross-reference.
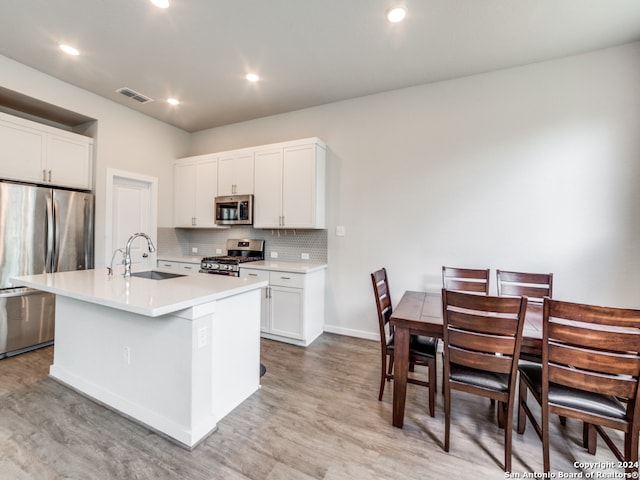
[218,150,254,195]
[253,138,326,229]
[174,137,326,230]
[0,112,93,190]
[253,147,284,227]
[174,154,220,228]
[46,134,93,190]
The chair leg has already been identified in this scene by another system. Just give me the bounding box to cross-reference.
[504,402,514,472]
[428,357,435,417]
[624,430,639,476]
[444,382,451,452]
[442,381,451,452]
[517,379,527,434]
[378,352,387,401]
[497,401,506,429]
[583,423,596,455]
[542,402,550,473]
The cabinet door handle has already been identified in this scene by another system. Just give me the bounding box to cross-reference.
[247,273,258,277]
[192,217,196,226]
[48,170,52,182]
[280,276,291,280]
[43,169,47,182]
[184,266,192,270]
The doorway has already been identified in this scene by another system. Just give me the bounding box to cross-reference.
[105,169,158,271]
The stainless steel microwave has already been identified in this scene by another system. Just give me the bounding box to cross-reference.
[215,194,253,225]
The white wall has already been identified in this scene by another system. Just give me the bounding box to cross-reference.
[3,41,639,340]
[0,55,191,267]
[191,42,640,339]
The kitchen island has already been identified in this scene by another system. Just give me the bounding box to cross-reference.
[12,268,268,449]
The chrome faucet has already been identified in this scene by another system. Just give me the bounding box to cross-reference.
[123,233,157,277]
[107,248,125,276]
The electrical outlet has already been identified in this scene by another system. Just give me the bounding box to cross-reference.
[301,253,310,260]
[336,226,346,237]
[215,248,222,254]
[197,326,208,349]
[191,247,198,254]
[270,251,278,258]
[123,346,131,365]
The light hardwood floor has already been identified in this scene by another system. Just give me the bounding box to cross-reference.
[0,333,624,479]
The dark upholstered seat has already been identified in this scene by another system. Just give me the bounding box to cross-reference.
[371,268,437,416]
[519,363,626,421]
[450,365,510,393]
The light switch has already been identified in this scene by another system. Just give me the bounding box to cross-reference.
[336,226,346,237]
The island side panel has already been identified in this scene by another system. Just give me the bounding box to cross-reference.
[49,288,263,449]
[208,288,262,422]
[49,295,216,448]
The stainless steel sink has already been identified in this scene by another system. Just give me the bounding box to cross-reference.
[130,270,186,280]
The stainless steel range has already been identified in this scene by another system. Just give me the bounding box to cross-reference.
[200,239,265,276]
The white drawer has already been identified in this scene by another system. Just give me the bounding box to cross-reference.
[179,263,199,274]
[269,271,304,288]
[157,260,177,270]
[241,269,269,282]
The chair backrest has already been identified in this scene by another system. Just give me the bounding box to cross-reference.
[497,270,553,302]
[442,266,490,295]
[542,298,640,411]
[442,289,528,379]
[371,268,393,345]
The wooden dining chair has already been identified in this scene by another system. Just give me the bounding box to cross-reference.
[517,298,640,476]
[497,270,553,303]
[442,266,490,295]
[371,268,437,416]
[442,288,528,472]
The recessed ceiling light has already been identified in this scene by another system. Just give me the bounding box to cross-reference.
[167,98,180,105]
[386,6,407,23]
[246,73,259,83]
[150,0,169,8]
[59,44,80,56]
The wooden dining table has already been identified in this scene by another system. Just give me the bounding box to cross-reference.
[389,290,543,428]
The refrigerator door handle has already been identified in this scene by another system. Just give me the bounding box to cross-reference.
[45,195,54,272]
[52,199,61,272]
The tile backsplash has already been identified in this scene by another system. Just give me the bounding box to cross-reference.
[157,227,327,263]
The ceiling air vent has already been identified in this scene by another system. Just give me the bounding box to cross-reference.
[115,87,153,104]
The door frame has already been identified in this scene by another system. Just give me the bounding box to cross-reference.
[105,168,158,267]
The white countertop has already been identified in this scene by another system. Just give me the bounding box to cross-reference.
[240,261,327,274]
[12,269,267,317]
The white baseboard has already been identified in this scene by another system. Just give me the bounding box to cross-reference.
[323,324,379,342]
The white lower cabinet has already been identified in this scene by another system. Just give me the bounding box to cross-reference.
[240,267,325,347]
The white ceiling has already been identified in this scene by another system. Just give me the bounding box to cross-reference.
[1,0,640,132]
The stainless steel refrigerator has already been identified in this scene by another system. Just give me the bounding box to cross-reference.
[0,181,94,358]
